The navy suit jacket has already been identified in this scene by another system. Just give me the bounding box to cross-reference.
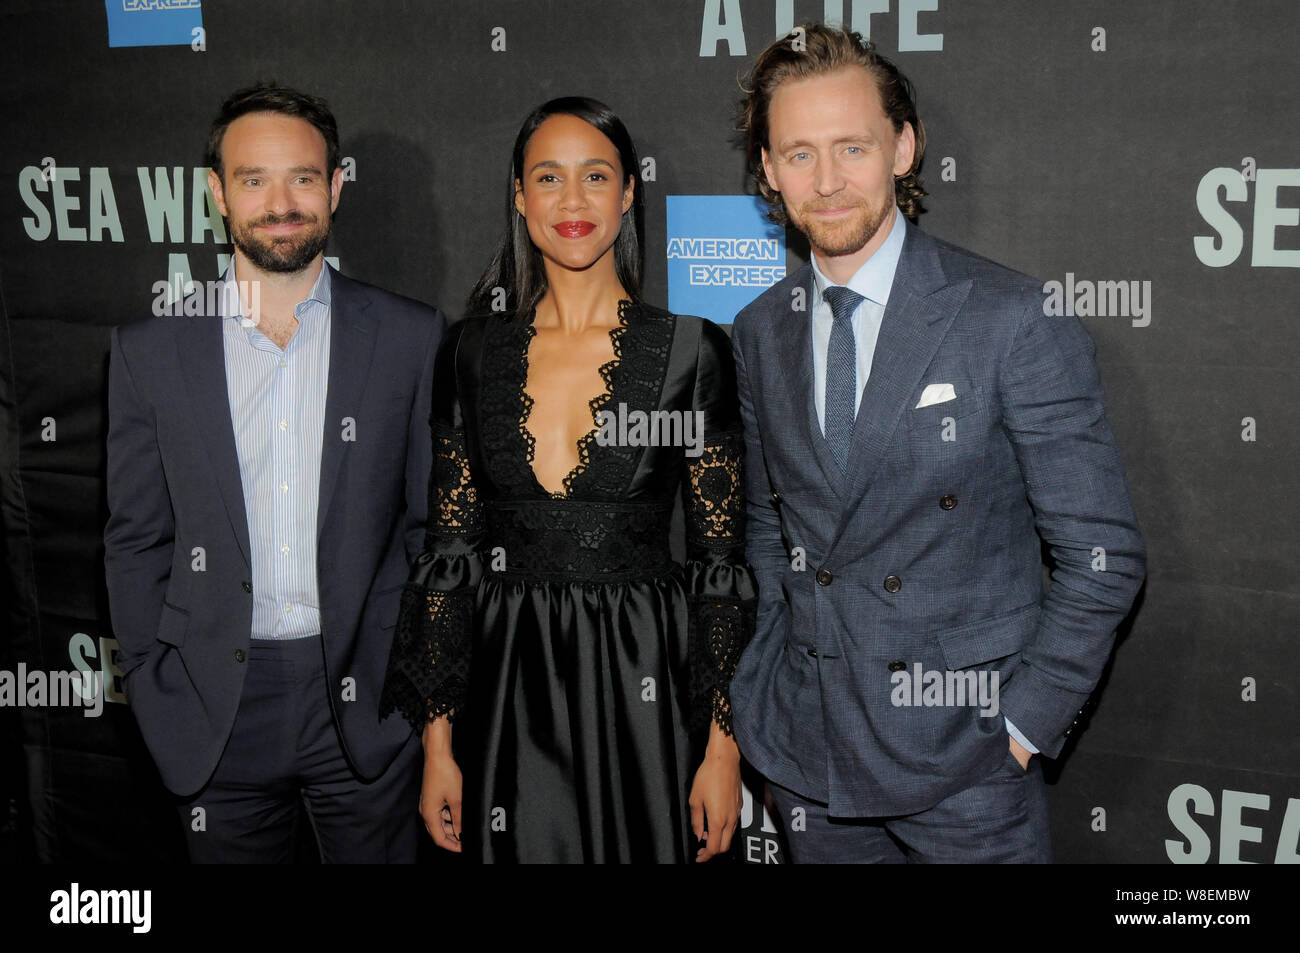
[729,220,1146,817]
[104,265,446,796]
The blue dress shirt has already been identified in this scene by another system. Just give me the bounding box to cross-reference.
[219,263,331,640]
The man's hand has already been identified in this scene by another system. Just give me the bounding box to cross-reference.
[1009,735,1032,771]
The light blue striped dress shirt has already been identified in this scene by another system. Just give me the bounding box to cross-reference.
[809,209,903,432]
[219,264,331,640]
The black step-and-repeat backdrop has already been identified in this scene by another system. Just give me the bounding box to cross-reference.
[2,1,1297,864]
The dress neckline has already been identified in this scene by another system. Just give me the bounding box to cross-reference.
[518,299,633,499]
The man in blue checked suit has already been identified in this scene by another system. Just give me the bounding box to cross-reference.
[104,85,445,862]
[729,26,1145,862]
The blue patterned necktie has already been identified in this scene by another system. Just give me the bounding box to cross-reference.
[822,285,863,471]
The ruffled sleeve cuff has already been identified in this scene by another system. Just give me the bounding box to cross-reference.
[380,538,483,730]
[685,549,758,736]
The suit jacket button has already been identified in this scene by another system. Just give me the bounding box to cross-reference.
[234,649,245,663]
[887,660,906,672]
[816,568,833,586]
[939,494,958,510]
[771,490,782,505]
[241,581,252,593]
[883,575,902,593]
[806,646,818,658]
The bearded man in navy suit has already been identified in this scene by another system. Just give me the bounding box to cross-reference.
[728,26,1145,862]
[105,84,445,862]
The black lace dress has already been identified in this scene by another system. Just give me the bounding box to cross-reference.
[381,301,756,863]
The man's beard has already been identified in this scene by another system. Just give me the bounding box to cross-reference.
[229,210,331,274]
[787,195,891,259]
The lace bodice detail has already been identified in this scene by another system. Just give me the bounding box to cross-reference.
[480,299,676,501]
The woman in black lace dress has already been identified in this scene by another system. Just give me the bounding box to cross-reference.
[381,97,756,863]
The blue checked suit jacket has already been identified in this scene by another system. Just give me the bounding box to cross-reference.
[104,266,445,796]
[729,220,1146,817]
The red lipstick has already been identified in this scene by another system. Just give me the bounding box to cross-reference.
[553,221,596,238]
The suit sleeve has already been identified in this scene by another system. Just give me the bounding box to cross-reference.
[995,296,1146,757]
[103,326,173,680]
[731,313,791,650]
[380,321,482,730]
[402,308,447,561]
[681,320,758,737]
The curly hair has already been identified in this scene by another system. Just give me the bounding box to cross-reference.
[739,23,927,223]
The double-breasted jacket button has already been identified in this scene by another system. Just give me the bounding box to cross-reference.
[883,575,902,593]
[816,568,833,586]
[887,659,906,672]
[234,649,246,663]
[939,494,958,510]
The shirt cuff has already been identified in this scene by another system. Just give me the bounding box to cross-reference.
[1004,717,1040,755]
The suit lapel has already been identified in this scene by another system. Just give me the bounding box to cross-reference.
[832,226,972,543]
[317,268,379,537]
[175,313,252,568]
[768,264,846,496]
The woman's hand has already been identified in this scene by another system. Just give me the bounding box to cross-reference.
[419,718,463,852]
[689,722,743,862]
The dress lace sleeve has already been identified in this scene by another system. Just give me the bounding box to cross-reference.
[683,319,758,737]
[381,329,483,730]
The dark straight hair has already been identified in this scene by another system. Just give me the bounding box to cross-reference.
[466,96,645,319]
[206,83,340,182]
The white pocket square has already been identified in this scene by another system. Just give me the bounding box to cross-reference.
[915,383,956,409]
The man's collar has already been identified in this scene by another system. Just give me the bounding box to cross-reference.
[219,258,332,322]
[810,210,907,308]
[302,260,332,309]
